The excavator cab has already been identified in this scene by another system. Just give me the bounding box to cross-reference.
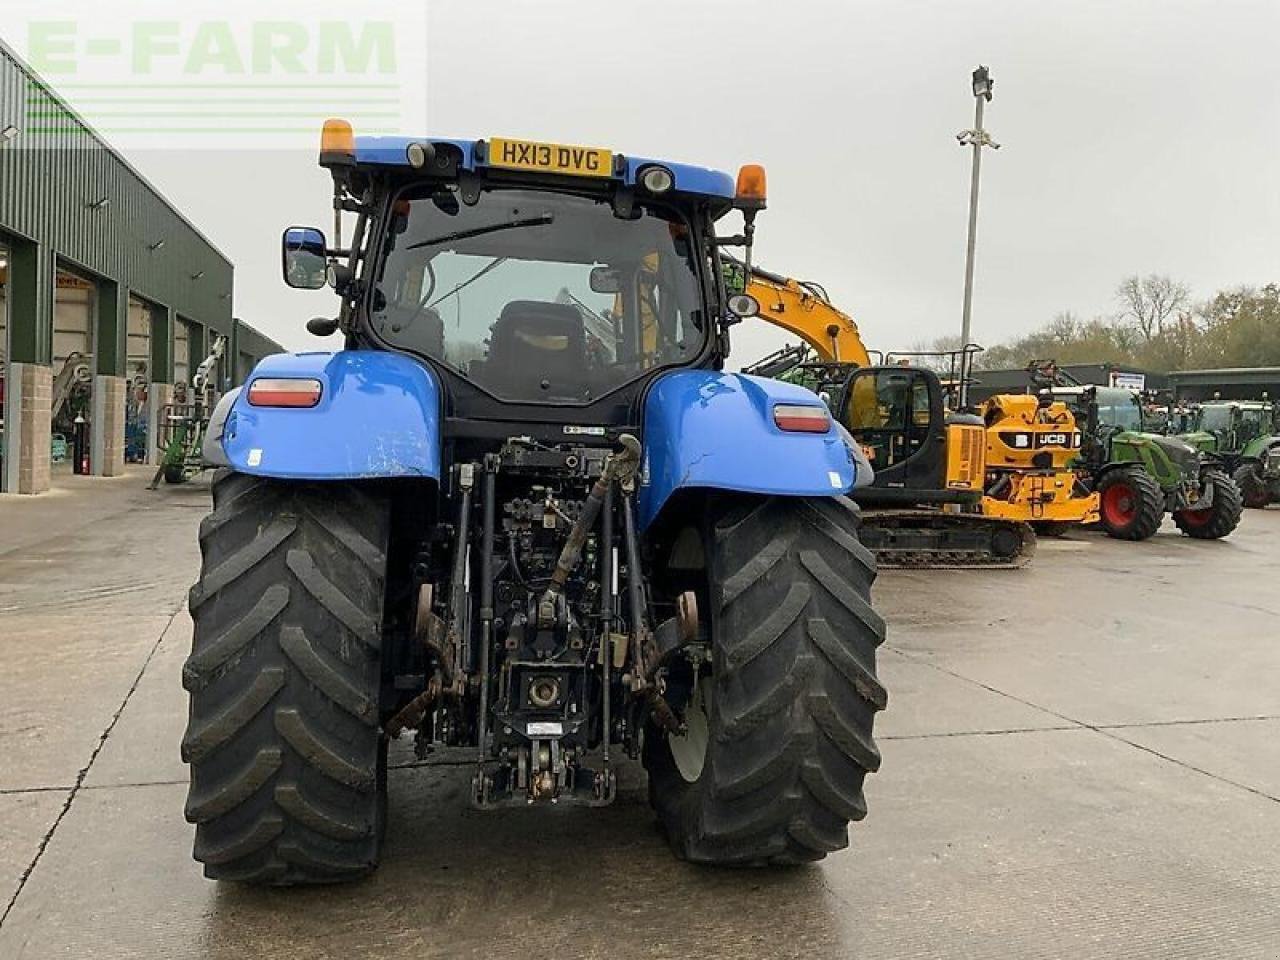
[833,364,1028,565]
[842,366,947,493]
[839,365,985,504]
[744,262,1033,567]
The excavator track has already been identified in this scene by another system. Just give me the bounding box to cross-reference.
[857,509,1037,570]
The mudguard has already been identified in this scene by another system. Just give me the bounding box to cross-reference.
[637,370,870,530]
[215,351,441,481]
[1242,435,1280,461]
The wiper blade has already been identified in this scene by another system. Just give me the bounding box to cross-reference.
[406,213,555,252]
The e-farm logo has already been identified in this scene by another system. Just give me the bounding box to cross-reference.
[30,21,396,78]
[9,6,427,149]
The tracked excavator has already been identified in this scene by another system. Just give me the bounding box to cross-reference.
[743,264,1035,567]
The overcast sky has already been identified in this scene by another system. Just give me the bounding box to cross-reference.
[44,0,1280,365]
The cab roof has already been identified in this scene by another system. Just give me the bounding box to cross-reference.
[352,136,737,202]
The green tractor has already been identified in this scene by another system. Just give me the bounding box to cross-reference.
[1048,385,1243,541]
[1176,399,1280,509]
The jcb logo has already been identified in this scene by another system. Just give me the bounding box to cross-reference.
[1037,433,1069,447]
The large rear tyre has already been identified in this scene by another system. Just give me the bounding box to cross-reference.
[182,470,390,885]
[1095,467,1164,541]
[1233,463,1270,509]
[1173,469,1243,539]
[643,495,887,865]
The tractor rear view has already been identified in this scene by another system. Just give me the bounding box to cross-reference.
[181,123,887,885]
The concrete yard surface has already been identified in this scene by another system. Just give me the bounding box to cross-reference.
[2,472,1279,959]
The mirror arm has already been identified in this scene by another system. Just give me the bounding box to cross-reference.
[740,210,757,285]
[338,211,370,335]
[332,184,345,251]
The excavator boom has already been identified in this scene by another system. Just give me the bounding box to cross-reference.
[747,265,871,366]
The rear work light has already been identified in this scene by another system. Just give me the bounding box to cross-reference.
[247,378,323,408]
[774,404,830,433]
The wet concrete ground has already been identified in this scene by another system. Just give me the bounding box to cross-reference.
[2,470,1279,958]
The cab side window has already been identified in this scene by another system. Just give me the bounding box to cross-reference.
[844,369,932,467]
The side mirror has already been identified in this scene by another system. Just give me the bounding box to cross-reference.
[589,266,621,294]
[727,293,760,319]
[282,226,329,290]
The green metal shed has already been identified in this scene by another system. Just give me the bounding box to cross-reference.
[0,39,287,492]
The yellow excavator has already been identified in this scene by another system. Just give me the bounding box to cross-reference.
[744,265,1036,567]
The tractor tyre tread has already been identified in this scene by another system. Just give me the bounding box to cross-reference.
[1174,469,1243,539]
[1233,463,1271,510]
[183,470,389,885]
[644,495,886,866]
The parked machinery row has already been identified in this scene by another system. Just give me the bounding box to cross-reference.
[742,273,1252,548]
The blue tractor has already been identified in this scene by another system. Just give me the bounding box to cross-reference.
[182,123,886,883]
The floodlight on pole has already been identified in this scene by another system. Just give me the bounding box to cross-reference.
[956,64,999,407]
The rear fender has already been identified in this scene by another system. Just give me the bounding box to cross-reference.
[216,351,441,481]
[1241,435,1280,460]
[636,370,870,530]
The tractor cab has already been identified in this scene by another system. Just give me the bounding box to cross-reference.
[1186,400,1276,453]
[1053,386,1143,464]
[282,125,770,449]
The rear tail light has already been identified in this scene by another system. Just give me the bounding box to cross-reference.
[247,377,323,408]
[773,404,830,433]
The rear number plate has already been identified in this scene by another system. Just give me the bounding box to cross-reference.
[487,138,613,178]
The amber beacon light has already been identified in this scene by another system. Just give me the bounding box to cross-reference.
[320,118,356,167]
[735,163,768,209]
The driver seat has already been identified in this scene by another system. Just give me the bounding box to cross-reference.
[483,301,587,397]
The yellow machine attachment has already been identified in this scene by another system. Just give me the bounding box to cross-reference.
[979,394,1100,531]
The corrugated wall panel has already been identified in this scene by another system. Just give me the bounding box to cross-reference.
[0,42,234,342]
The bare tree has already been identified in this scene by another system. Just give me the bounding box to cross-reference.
[1116,274,1190,342]
[1046,311,1079,346]
[1108,318,1141,354]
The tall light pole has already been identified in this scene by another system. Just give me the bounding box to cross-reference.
[956,65,1000,406]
